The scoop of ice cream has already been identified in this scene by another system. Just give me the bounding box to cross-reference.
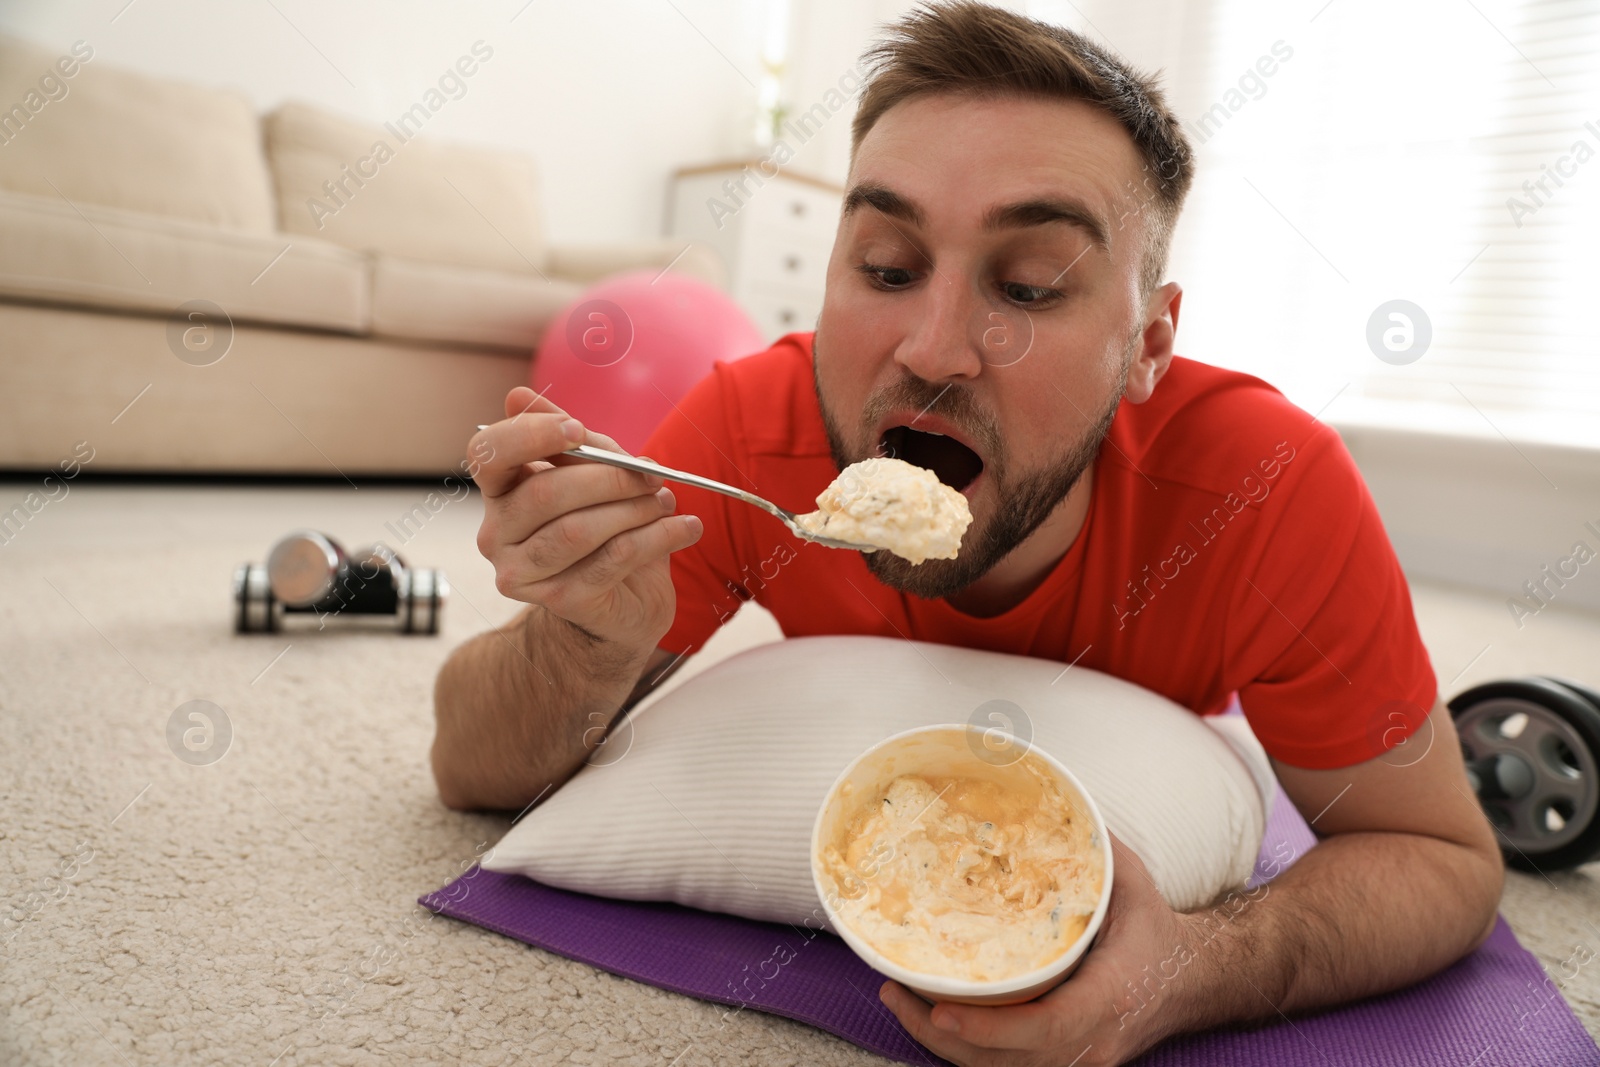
[795,457,972,564]
[819,765,1104,983]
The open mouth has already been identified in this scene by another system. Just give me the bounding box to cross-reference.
[880,424,984,493]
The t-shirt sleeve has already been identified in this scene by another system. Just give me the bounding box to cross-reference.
[1227,426,1437,769]
[638,364,756,657]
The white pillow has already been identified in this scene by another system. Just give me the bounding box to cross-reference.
[482,635,1274,922]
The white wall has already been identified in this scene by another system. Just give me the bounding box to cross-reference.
[779,0,917,181]
[0,0,877,244]
[1340,426,1600,619]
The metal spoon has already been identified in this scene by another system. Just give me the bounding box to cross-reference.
[476,428,879,553]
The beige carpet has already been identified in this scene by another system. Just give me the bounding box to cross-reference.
[1,481,1596,1065]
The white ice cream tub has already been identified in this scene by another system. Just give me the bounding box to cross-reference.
[810,723,1114,1006]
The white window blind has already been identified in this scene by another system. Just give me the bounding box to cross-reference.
[1045,0,1600,449]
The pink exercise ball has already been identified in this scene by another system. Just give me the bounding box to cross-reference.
[531,269,766,455]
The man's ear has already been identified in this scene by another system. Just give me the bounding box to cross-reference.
[1123,282,1182,404]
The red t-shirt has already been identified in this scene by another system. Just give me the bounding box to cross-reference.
[640,332,1436,770]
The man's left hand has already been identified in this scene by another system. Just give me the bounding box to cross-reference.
[878,834,1199,1067]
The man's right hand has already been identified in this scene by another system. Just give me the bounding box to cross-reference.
[471,386,704,652]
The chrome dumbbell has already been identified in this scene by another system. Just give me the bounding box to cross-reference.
[233,530,447,634]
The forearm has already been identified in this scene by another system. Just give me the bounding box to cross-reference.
[430,605,650,811]
[1166,831,1502,1036]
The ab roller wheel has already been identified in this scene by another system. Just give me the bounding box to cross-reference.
[1450,676,1600,872]
[233,530,448,635]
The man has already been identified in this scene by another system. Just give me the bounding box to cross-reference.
[432,3,1503,1064]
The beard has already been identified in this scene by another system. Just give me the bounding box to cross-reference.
[811,337,1127,601]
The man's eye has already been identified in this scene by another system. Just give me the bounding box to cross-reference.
[1001,282,1058,305]
[857,264,917,289]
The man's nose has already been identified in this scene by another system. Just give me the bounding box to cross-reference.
[893,269,984,383]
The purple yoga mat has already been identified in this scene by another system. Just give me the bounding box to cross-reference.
[423,787,1600,1066]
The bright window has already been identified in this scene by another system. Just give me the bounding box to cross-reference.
[1038,0,1600,448]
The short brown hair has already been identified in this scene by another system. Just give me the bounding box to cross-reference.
[851,1,1195,298]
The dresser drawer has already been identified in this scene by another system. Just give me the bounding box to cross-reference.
[740,236,833,289]
[742,281,824,340]
[741,181,842,240]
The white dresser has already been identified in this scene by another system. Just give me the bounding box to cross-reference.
[668,161,843,341]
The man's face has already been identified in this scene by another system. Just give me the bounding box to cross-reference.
[813,92,1155,599]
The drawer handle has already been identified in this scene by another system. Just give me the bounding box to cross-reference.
[789,200,806,218]
[783,254,801,272]
[779,308,796,324]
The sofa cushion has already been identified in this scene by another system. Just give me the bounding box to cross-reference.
[0,34,276,234]
[0,188,367,333]
[265,102,546,275]
[369,255,581,350]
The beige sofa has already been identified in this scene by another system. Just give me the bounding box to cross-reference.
[0,35,724,476]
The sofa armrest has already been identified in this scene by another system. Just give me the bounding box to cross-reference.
[545,240,728,291]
